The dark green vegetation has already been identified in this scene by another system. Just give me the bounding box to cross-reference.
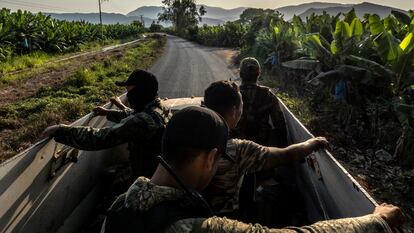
[0,8,145,70]
[0,36,166,162]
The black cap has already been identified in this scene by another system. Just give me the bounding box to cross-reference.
[162,106,229,160]
[115,69,158,90]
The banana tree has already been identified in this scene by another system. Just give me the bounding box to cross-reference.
[256,20,299,63]
[369,14,414,95]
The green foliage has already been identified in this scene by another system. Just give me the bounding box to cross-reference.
[194,21,248,47]
[158,0,205,35]
[256,20,299,62]
[0,8,145,60]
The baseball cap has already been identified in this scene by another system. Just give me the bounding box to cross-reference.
[162,106,229,161]
[115,69,158,90]
[240,57,261,75]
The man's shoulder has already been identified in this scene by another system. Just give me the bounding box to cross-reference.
[242,84,277,102]
[124,101,170,124]
[256,85,278,98]
[145,99,172,120]
[226,138,264,157]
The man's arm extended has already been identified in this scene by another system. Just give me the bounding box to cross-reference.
[170,204,404,233]
[41,113,158,151]
[263,137,329,170]
[105,109,134,123]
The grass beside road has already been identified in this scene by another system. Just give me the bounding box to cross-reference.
[0,36,166,162]
[0,37,137,76]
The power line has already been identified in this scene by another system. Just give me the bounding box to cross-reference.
[12,0,83,11]
[0,0,83,12]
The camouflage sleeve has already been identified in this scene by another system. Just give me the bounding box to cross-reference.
[53,113,158,151]
[106,108,134,123]
[166,215,392,233]
[229,139,269,174]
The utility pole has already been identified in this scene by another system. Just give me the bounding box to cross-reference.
[140,15,145,27]
[98,0,103,25]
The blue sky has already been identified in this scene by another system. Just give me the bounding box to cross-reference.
[1,0,413,14]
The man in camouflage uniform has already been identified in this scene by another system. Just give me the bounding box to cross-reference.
[40,69,171,178]
[102,106,404,233]
[234,57,287,147]
[203,81,327,223]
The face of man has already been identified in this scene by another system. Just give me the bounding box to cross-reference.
[198,149,220,191]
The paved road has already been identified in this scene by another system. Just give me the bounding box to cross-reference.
[150,35,237,98]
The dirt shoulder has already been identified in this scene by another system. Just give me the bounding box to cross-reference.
[0,41,139,107]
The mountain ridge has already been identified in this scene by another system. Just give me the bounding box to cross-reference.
[296,2,407,20]
[275,2,353,19]
[43,2,409,26]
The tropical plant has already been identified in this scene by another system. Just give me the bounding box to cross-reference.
[256,20,299,63]
[194,22,248,47]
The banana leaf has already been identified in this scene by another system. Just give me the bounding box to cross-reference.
[309,70,343,87]
[369,14,402,62]
[281,58,320,70]
[345,55,395,78]
[394,103,414,125]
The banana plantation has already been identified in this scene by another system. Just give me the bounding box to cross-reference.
[0,8,145,60]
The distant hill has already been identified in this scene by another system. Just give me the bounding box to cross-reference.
[126,6,162,19]
[296,2,407,20]
[47,12,153,25]
[198,5,247,21]
[127,5,246,23]
[275,2,353,20]
[47,12,222,27]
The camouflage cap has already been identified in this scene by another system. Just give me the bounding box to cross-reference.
[240,57,261,76]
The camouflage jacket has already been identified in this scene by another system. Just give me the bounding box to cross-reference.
[205,139,269,213]
[53,98,171,177]
[104,177,392,233]
[234,83,287,147]
[106,108,134,123]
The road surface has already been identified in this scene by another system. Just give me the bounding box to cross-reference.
[150,35,237,98]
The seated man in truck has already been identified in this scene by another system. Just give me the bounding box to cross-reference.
[203,81,328,225]
[231,58,289,222]
[102,106,404,233]
[233,57,287,147]
[40,69,171,178]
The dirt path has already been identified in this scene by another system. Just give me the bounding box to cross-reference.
[0,40,141,107]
